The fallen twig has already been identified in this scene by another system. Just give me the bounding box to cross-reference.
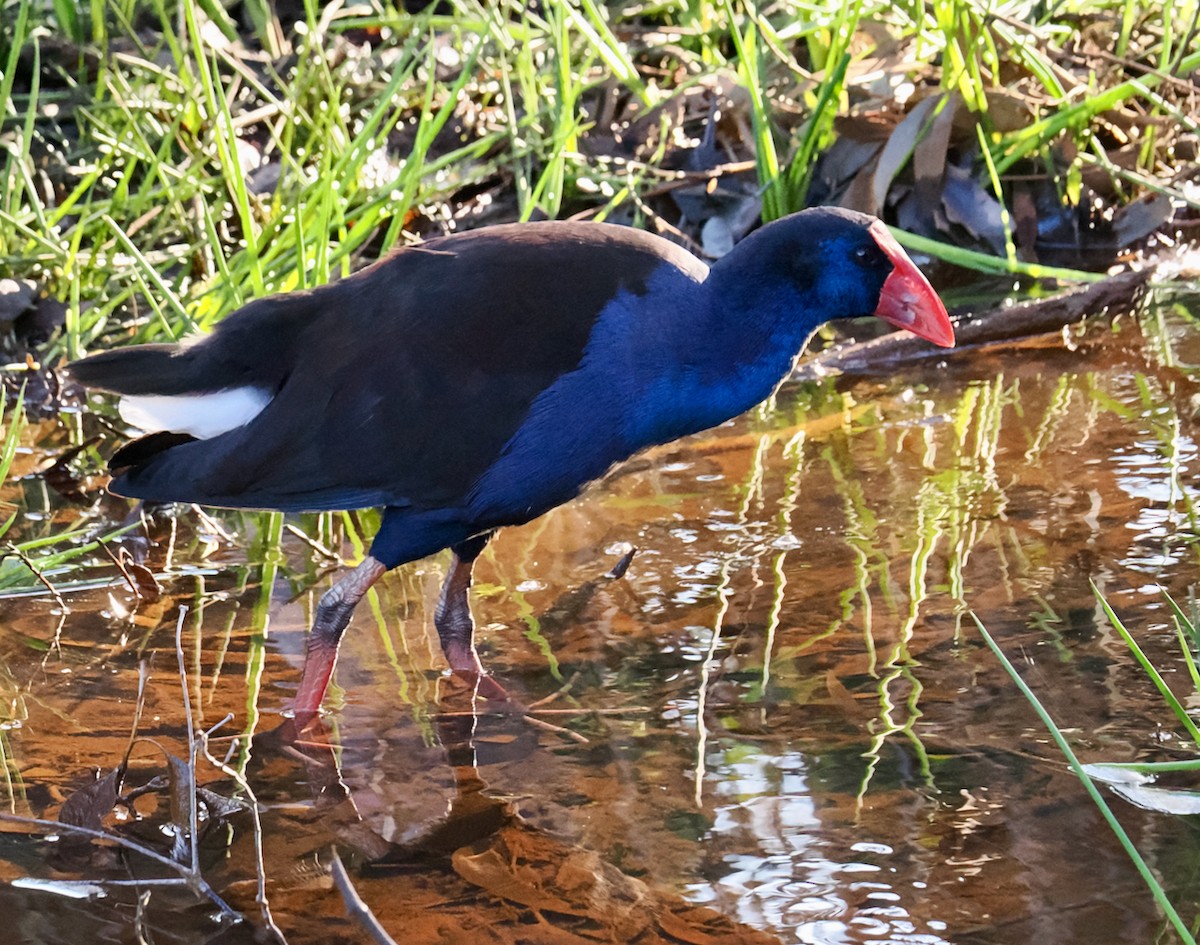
[329,848,399,945]
[199,724,286,944]
[797,266,1155,379]
[2,543,68,613]
[525,673,580,711]
[0,812,242,920]
[518,714,589,743]
[284,523,344,563]
[174,608,201,878]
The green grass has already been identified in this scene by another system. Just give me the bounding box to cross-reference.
[1,0,1195,361]
[2,5,1199,935]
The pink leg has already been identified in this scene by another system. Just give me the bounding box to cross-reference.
[434,535,509,702]
[292,556,387,726]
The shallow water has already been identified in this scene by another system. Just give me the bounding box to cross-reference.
[3,296,1200,944]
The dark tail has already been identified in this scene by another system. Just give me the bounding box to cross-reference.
[109,431,198,476]
[65,345,198,395]
[67,291,320,396]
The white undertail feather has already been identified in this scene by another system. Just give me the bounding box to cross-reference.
[119,387,272,440]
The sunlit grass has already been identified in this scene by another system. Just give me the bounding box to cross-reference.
[1096,586,1200,749]
[2,0,1193,358]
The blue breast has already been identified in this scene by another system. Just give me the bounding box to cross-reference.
[466,265,814,527]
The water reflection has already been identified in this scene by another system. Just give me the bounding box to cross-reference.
[2,301,1200,942]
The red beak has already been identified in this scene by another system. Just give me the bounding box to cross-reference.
[868,220,955,348]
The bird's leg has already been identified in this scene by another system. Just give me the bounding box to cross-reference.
[434,541,487,676]
[434,533,507,701]
[292,556,387,725]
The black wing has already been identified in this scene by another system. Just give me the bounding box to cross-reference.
[69,222,707,512]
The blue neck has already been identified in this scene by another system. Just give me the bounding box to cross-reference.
[465,250,827,527]
[621,260,822,449]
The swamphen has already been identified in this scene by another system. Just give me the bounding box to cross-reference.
[69,207,954,723]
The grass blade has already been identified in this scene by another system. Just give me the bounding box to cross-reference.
[973,613,1196,944]
[1092,581,1200,747]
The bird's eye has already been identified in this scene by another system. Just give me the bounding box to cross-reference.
[854,246,870,260]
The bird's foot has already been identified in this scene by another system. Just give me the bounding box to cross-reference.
[287,557,388,726]
[259,712,331,751]
[445,667,513,705]
[437,661,590,744]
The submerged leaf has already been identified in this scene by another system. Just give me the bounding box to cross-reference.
[452,824,778,944]
[1109,783,1200,816]
[1082,763,1151,786]
[165,752,196,865]
[59,768,120,831]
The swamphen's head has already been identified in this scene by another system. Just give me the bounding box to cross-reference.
[719,206,954,349]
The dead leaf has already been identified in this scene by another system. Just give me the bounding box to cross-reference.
[165,752,195,864]
[453,827,652,940]
[1112,193,1174,248]
[701,216,735,257]
[42,437,100,503]
[871,96,940,214]
[812,134,884,206]
[839,152,881,214]
[657,903,780,945]
[196,787,250,819]
[941,163,1007,254]
[607,547,636,580]
[1013,186,1039,262]
[451,824,781,943]
[124,559,161,602]
[101,542,162,602]
[912,93,958,215]
[672,103,762,256]
[59,768,120,831]
[454,844,584,917]
[982,89,1035,133]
